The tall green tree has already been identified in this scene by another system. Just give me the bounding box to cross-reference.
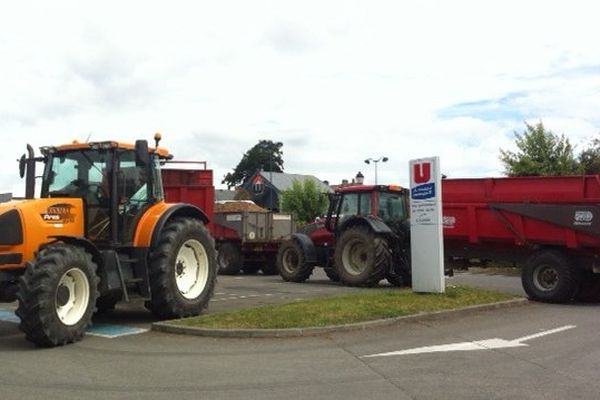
[280,179,328,226]
[500,122,580,176]
[579,138,600,174]
[222,140,284,188]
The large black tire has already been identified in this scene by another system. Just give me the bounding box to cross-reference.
[334,226,390,287]
[522,250,579,303]
[324,267,340,282]
[387,252,412,287]
[217,242,243,275]
[146,218,217,319]
[276,240,314,282]
[16,244,99,347]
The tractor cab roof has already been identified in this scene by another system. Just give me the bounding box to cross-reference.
[335,184,405,194]
[43,141,171,159]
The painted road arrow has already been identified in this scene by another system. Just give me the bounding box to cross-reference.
[362,325,576,358]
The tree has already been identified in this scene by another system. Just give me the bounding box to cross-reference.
[280,179,328,226]
[222,140,284,189]
[500,122,580,176]
[579,138,600,174]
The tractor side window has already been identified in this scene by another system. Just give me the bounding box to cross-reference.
[118,151,150,244]
[47,158,78,194]
[118,153,148,208]
[378,192,406,224]
[358,193,371,215]
[338,193,359,226]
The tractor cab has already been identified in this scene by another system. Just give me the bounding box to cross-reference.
[325,185,409,233]
[37,139,171,245]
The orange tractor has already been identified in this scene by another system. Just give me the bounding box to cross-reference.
[0,134,217,346]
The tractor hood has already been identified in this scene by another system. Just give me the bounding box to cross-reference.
[0,198,85,269]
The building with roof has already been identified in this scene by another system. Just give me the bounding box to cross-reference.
[240,171,331,210]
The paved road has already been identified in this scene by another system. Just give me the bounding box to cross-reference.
[2,270,599,399]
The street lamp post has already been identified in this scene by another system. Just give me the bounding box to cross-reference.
[364,157,388,185]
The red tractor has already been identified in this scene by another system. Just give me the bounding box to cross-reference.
[276,184,412,286]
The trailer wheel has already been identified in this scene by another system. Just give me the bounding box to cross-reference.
[324,267,340,282]
[217,242,243,275]
[522,250,579,303]
[334,226,389,287]
[147,218,217,319]
[276,240,314,282]
[16,244,98,347]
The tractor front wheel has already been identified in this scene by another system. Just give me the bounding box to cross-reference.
[334,227,389,287]
[147,218,217,319]
[16,244,98,347]
[276,240,314,282]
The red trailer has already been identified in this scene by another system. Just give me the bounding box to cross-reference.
[442,175,600,302]
[161,163,295,276]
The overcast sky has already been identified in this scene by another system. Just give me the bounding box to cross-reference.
[2,1,600,195]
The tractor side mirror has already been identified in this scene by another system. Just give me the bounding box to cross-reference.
[135,140,150,166]
[19,154,26,178]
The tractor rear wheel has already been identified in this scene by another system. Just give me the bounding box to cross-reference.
[276,240,314,282]
[146,218,217,319]
[334,227,389,287]
[16,244,98,347]
[217,242,243,275]
[522,250,579,303]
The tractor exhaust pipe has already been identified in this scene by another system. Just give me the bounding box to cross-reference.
[25,144,36,199]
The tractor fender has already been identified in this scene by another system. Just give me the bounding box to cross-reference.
[338,216,394,236]
[290,233,318,265]
[149,204,210,248]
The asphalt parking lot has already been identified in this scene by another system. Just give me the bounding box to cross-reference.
[2,269,599,400]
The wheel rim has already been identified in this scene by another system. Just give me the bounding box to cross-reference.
[282,247,299,274]
[55,268,90,326]
[533,264,559,292]
[175,239,209,300]
[342,238,369,276]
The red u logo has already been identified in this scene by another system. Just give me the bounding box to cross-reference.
[413,163,431,184]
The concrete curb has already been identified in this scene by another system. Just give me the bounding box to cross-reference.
[151,298,529,338]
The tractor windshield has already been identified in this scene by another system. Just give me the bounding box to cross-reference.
[42,150,111,205]
[377,191,407,224]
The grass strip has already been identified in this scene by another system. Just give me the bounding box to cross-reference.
[172,286,514,329]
